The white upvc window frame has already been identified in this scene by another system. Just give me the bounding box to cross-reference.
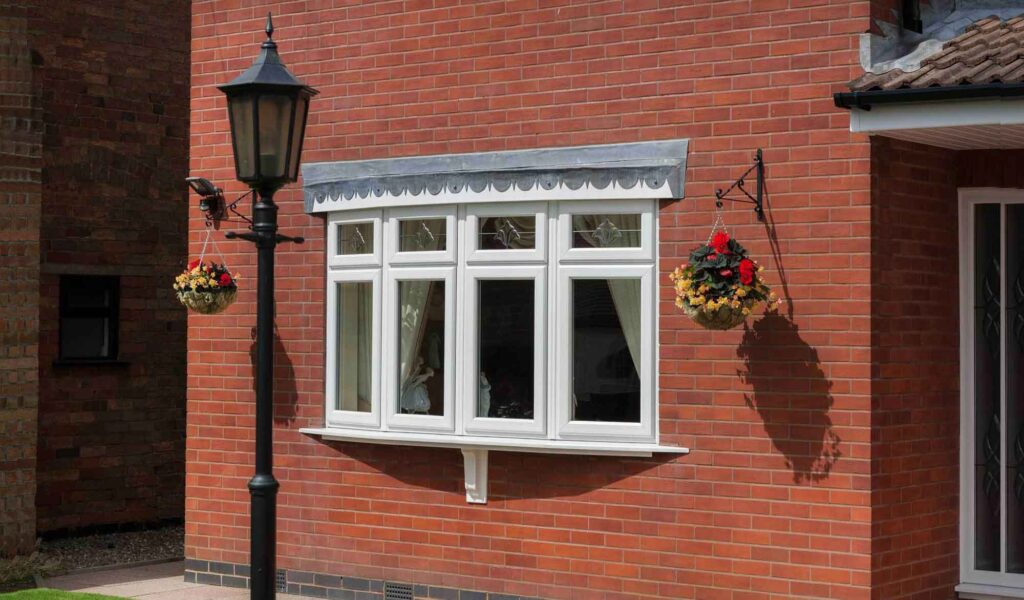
[958,188,1024,598]
[461,264,548,437]
[327,209,382,268]
[555,264,656,442]
[464,202,548,264]
[315,198,682,504]
[557,199,656,263]
[384,265,457,433]
[325,269,381,429]
[386,205,457,265]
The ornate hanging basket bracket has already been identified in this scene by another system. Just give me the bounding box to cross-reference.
[715,148,765,222]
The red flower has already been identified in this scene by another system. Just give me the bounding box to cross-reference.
[739,258,755,285]
[219,273,232,286]
[719,268,733,278]
[188,259,200,270]
[709,231,731,255]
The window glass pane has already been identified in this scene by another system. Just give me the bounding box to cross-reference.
[479,216,536,250]
[336,282,372,413]
[572,214,641,248]
[572,279,641,423]
[398,218,447,252]
[337,222,373,256]
[398,280,445,416]
[62,317,109,358]
[478,280,534,419]
[975,203,1002,572]
[1007,204,1024,573]
[66,287,111,309]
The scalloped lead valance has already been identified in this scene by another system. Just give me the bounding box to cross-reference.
[302,139,689,213]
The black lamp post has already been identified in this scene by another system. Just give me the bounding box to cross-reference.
[218,13,317,600]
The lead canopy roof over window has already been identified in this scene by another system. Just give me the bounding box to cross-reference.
[302,139,688,212]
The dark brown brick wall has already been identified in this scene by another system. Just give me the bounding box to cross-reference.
[0,2,42,558]
[28,0,190,534]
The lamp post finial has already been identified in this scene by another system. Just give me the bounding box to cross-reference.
[265,12,274,42]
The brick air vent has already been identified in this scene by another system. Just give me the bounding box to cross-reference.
[275,570,286,592]
[384,582,414,600]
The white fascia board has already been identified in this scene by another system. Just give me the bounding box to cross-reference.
[850,97,1024,134]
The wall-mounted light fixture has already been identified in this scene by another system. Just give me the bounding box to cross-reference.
[186,176,225,223]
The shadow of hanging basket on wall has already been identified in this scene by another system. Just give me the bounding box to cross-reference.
[736,312,841,484]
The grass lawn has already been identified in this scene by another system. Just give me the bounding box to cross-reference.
[0,591,124,599]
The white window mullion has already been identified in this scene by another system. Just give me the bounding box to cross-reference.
[547,209,559,440]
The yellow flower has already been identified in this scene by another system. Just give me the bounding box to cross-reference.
[742,307,751,316]
[674,297,683,309]
[736,288,747,297]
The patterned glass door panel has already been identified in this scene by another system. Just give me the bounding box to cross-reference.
[1007,204,1024,573]
[975,203,1001,572]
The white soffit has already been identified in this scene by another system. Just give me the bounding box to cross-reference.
[849,98,1024,149]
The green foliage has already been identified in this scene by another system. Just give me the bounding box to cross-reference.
[0,552,61,587]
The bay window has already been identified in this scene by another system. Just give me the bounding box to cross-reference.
[322,200,656,443]
[302,139,691,502]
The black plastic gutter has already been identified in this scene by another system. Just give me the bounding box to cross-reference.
[834,83,1024,110]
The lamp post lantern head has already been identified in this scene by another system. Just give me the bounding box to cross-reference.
[218,13,318,191]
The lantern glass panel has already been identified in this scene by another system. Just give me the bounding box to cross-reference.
[287,95,308,181]
[257,93,294,180]
[228,96,256,180]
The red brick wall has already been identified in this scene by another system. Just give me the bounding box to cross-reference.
[0,3,41,558]
[189,2,874,598]
[869,137,959,600]
[30,0,191,534]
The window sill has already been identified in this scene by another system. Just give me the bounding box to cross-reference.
[300,427,688,504]
[52,358,130,367]
[958,582,1024,599]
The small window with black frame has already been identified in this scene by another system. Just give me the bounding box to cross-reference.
[59,275,120,361]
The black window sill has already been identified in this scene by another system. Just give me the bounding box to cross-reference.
[52,358,131,367]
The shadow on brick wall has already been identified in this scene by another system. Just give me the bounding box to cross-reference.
[249,325,297,425]
[736,313,841,484]
[321,441,676,501]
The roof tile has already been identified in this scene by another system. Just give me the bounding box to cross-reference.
[850,16,1024,91]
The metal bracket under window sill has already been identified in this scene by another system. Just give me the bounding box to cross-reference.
[52,358,131,367]
[300,427,688,504]
[958,582,1024,600]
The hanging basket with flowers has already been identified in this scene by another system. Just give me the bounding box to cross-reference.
[174,258,238,315]
[670,230,776,330]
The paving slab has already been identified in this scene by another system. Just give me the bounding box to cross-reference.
[42,560,304,600]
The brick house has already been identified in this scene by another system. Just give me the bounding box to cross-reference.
[185,1,1024,599]
[0,0,189,554]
